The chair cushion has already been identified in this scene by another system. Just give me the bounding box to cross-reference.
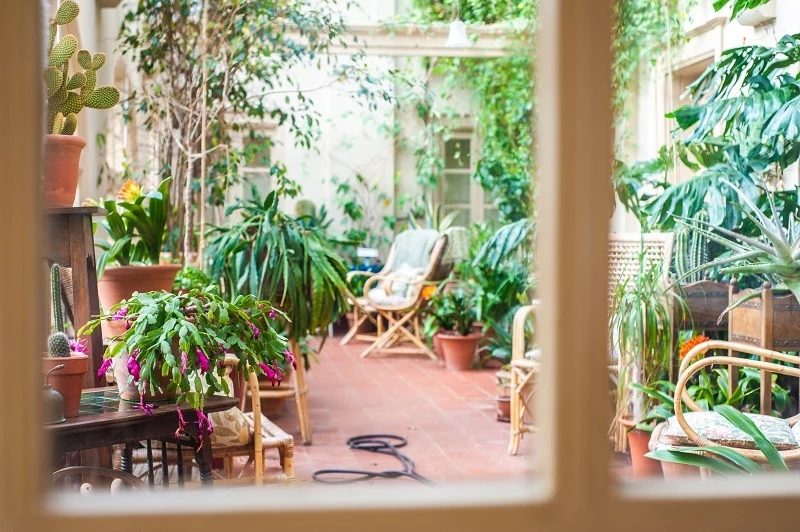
[663,411,798,451]
[387,263,424,297]
[524,348,542,361]
[367,287,413,308]
[210,407,251,448]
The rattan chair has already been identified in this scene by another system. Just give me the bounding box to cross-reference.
[650,340,800,467]
[508,301,541,455]
[357,229,448,360]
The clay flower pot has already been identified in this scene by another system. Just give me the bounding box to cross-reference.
[432,331,444,362]
[619,418,663,478]
[496,396,511,422]
[98,264,182,312]
[439,331,481,371]
[42,353,89,418]
[43,134,86,208]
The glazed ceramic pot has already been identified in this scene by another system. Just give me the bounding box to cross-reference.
[439,332,481,371]
[42,352,89,417]
[42,134,86,208]
[98,264,182,312]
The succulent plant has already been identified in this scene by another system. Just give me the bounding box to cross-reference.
[47,332,71,358]
[674,210,710,283]
[51,264,65,333]
[44,0,120,135]
[676,180,800,304]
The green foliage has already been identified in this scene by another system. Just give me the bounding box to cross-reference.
[426,285,476,337]
[173,266,213,294]
[330,174,395,263]
[205,181,349,342]
[47,332,71,358]
[87,178,172,278]
[647,405,788,474]
[80,289,288,410]
[408,199,459,232]
[674,211,710,283]
[51,264,64,333]
[712,0,774,20]
[675,181,800,304]
[44,0,119,135]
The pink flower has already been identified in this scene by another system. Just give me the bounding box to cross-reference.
[196,409,213,435]
[180,351,188,375]
[269,310,276,319]
[112,307,129,321]
[259,362,278,386]
[175,408,187,439]
[284,349,297,370]
[70,338,88,355]
[126,350,141,382]
[247,320,260,340]
[272,362,283,385]
[196,348,209,374]
[96,357,113,382]
[132,394,157,415]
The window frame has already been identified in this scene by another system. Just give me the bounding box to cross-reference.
[439,131,497,224]
[4,2,800,531]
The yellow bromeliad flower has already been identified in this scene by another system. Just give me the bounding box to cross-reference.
[421,284,437,300]
[116,179,143,202]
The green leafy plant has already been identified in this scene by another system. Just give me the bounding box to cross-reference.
[173,266,214,294]
[44,0,120,135]
[647,404,789,474]
[427,286,476,337]
[206,183,349,343]
[408,200,459,232]
[712,0,774,20]
[675,180,800,304]
[87,178,172,278]
[79,289,290,411]
[331,174,395,263]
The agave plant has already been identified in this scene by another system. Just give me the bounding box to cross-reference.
[675,180,800,304]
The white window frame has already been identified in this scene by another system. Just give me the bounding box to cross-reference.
[5,2,800,531]
[439,131,497,224]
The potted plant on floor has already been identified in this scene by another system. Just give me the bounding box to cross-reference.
[42,0,120,208]
[42,265,88,417]
[432,286,480,371]
[86,177,180,320]
[79,288,290,419]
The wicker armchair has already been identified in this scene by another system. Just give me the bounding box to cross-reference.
[508,302,541,455]
[650,340,800,466]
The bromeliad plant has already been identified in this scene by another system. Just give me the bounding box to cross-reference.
[675,180,800,305]
[79,289,292,417]
[427,286,476,337]
[86,178,172,278]
[44,0,120,135]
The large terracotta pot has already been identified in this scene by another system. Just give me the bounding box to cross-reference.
[432,331,444,362]
[98,264,182,312]
[439,332,481,371]
[43,134,86,208]
[620,418,663,478]
[114,351,175,403]
[42,353,89,418]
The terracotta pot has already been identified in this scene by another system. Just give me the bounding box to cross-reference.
[620,419,663,478]
[439,332,481,371]
[114,351,175,403]
[98,264,182,312]
[42,134,86,208]
[42,353,89,418]
[432,332,444,362]
[662,461,701,479]
[496,396,511,422]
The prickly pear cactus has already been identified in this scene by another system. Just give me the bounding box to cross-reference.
[675,211,710,284]
[48,332,71,358]
[44,0,120,135]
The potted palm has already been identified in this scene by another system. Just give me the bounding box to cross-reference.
[43,0,120,207]
[42,265,88,417]
[87,177,180,319]
[79,288,290,418]
[433,287,480,371]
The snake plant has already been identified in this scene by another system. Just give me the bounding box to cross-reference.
[675,180,800,304]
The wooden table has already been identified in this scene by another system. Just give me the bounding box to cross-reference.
[45,388,238,487]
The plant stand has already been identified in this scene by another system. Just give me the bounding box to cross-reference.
[728,280,800,413]
[45,207,106,388]
[670,280,729,382]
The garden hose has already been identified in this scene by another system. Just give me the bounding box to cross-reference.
[312,434,434,485]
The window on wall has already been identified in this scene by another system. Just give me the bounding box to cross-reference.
[240,134,272,200]
[441,135,497,225]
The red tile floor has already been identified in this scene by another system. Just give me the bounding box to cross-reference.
[253,336,535,484]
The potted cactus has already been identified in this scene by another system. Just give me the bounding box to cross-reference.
[42,265,88,417]
[43,0,120,208]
